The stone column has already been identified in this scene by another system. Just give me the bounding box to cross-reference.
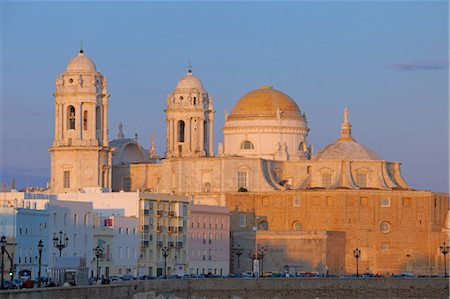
[209,112,214,156]
[186,118,191,153]
[79,102,83,140]
[199,117,204,155]
[54,103,59,141]
[102,96,109,146]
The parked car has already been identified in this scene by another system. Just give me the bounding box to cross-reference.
[121,274,135,281]
[392,272,415,278]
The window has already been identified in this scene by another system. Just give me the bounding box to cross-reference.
[126,228,129,235]
[356,173,367,188]
[84,214,88,226]
[74,214,77,226]
[298,142,305,151]
[67,106,75,130]
[293,197,301,207]
[402,197,411,207]
[381,242,389,250]
[239,214,246,227]
[177,120,185,142]
[380,221,391,233]
[119,228,122,234]
[322,173,332,188]
[64,213,67,226]
[237,171,247,189]
[381,198,391,207]
[293,221,302,231]
[240,140,254,149]
[123,177,131,192]
[83,110,88,130]
[63,171,70,189]
[73,233,77,246]
[119,247,123,259]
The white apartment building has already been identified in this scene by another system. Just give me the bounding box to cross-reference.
[187,204,230,276]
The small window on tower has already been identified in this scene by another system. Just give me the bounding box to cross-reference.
[68,106,76,130]
[240,140,254,150]
[83,110,88,130]
[63,171,70,189]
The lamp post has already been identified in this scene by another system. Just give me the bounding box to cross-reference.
[53,231,68,257]
[233,244,243,273]
[248,251,258,277]
[439,242,449,277]
[161,246,169,278]
[257,246,268,276]
[353,248,361,277]
[1,236,6,290]
[37,240,44,288]
[93,246,103,281]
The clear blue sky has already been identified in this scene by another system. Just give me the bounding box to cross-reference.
[1,1,448,192]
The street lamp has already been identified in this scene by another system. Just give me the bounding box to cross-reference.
[53,231,69,257]
[1,236,6,290]
[93,246,103,281]
[439,242,449,277]
[233,244,243,273]
[353,248,361,277]
[161,246,169,278]
[257,246,268,276]
[37,240,44,288]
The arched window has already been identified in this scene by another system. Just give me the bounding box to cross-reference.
[356,173,368,188]
[322,173,332,188]
[96,106,102,139]
[292,221,302,231]
[298,142,305,151]
[177,120,185,142]
[67,106,75,130]
[83,110,88,131]
[240,140,254,150]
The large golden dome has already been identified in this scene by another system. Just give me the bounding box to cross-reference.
[229,86,302,120]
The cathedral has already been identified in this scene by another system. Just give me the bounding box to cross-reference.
[50,50,449,275]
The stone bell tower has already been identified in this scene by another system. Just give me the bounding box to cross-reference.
[165,66,215,158]
[49,49,112,192]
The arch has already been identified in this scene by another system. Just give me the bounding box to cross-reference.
[240,140,254,150]
[177,120,185,142]
[96,106,102,135]
[298,142,306,151]
[67,106,76,130]
[83,110,88,130]
[292,221,302,231]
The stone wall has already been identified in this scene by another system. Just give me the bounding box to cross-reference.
[1,278,448,299]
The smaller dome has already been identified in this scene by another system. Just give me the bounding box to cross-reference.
[175,69,204,91]
[314,141,380,161]
[66,51,97,73]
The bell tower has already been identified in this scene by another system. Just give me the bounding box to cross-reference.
[49,49,112,192]
[165,66,215,158]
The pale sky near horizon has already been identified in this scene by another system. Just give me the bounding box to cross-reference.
[1,1,448,192]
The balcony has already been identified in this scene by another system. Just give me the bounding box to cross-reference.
[176,242,183,248]
[156,226,162,233]
[168,226,175,234]
[156,210,164,217]
[178,226,184,233]
[168,211,175,217]
[156,241,163,247]
[141,240,149,246]
[168,241,174,247]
